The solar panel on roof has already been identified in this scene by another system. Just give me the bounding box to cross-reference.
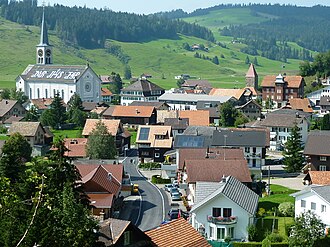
[139,127,150,140]
[176,136,204,147]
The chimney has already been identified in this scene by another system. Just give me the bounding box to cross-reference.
[221,174,226,183]
[5,100,8,104]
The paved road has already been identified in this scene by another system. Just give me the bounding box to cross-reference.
[120,149,168,231]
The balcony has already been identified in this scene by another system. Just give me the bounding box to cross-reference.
[207,215,237,225]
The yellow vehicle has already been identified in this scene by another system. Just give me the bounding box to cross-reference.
[131,184,139,195]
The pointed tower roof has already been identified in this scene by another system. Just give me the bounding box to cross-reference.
[246,63,257,78]
[38,7,49,46]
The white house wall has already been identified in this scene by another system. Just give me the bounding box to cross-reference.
[191,194,252,241]
[294,191,330,227]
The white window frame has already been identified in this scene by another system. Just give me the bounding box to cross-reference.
[320,165,327,171]
[322,205,327,213]
[320,156,327,161]
[301,200,306,208]
[311,202,316,210]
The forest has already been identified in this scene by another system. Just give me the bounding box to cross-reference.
[0,0,215,49]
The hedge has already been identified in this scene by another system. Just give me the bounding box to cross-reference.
[233,242,288,247]
[151,175,171,184]
[139,162,161,169]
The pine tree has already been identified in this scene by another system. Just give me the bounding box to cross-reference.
[67,93,86,128]
[320,113,330,130]
[219,101,238,127]
[282,124,305,173]
[245,55,250,64]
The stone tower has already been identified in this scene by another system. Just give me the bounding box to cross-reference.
[245,63,258,91]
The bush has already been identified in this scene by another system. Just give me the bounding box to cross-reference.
[265,232,284,243]
[139,162,161,169]
[247,224,258,241]
[278,202,294,217]
[0,125,7,134]
[151,175,171,184]
[262,238,271,247]
[233,243,288,247]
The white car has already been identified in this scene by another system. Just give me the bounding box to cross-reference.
[164,184,174,192]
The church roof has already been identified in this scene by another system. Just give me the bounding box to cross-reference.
[246,63,258,78]
[20,64,90,83]
[38,8,49,46]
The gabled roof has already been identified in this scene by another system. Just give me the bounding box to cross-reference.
[3,115,24,124]
[101,87,113,96]
[246,63,258,78]
[212,128,269,147]
[103,105,155,118]
[291,185,330,205]
[209,88,245,100]
[182,79,212,88]
[136,125,173,148]
[305,171,330,186]
[285,98,313,113]
[320,96,330,106]
[82,119,121,136]
[0,99,19,117]
[31,98,67,110]
[304,131,330,156]
[88,193,114,208]
[174,135,211,149]
[178,148,245,170]
[185,159,251,183]
[261,75,304,88]
[121,79,164,92]
[145,218,211,247]
[64,138,88,158]
[157,110,178,124]
[164,118,189,130]
[236,100,262,110]
[81,165,121,194]
[8,121,43,136]
[191,176,258,215]
[130,101,169,109]
[183,126,216,136]
[179,110,210,126]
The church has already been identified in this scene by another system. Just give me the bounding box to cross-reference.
[16,9,101,103]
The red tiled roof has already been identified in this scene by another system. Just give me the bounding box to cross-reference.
[179,110,209,126]
[145,218,211,247]
[261,75,304,88]
[308,171,330,185]
[64,138,87,158]
[88,193,114,208]
[178,148,245,170]
[82,119,120,136]
[209,88,245,100]
[103,105,155,118]
[286,98,313,113]
[101,87,113,96]
[185,159,251,183]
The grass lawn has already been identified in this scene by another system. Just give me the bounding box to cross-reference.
[0,135,9,140]
[51,129,83,139]
[256,216,294,241]
[259,184,297,212]
[127,129,137,145]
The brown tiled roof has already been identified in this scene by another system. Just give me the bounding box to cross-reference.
[179,110,210,126]
[258,114,305,128]
[285,98,313,113]
[129,101,169,110]
[8,121,42,136]
[246,63,258,77]
[100,75,113,83]
[99,218,131,245]
[136,125,173,148]
[320,96,330,106]
[31,98,67,110]
[261,75,304,88]
[88,193,114,208]
[82,119,120,136]
[103,105,155,118]
[64,138,88,158]
[182,80,212,88]
[209,88,245,100]
[101,87,113,96]
[82,102,99,111]
[178,148,245,170]
[145,218,211,247]
[185,159,251,183]
[75,163,123,183]
[308,171,330,185]
[157,110,178,123]
[3,115,24,124]
[90,106,108,115]
[164,118,189,130]
[244,87,258,96]
[304,131,330,156]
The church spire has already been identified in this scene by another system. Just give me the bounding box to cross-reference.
[39,6,49,46]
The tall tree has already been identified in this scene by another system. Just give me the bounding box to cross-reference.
[25,105,39,122]
[288,211,325,247]
[320,113,330,130]
[86,121,117,159]
[40,94,67,129]
[219,101,238,127]
[282,124,305,173]
[124,65,132,80]
[245,55,250,64]
[0,133,32,182]
[67,93,86,128]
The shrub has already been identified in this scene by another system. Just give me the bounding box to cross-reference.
[258,208,266,217]
[0,125,7,134]
[262,238,271,247]
[151,175,171,184]
[278,202,294,217]
[265,232,284,243]
[247,224,258,241]
[139,162,161,169]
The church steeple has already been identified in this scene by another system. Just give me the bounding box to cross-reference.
[36,6,52,65]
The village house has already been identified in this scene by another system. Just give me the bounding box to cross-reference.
[27,98,67,114]
[209,88,255,106]
[99,218,154,247]
[261,74,305,109]
[307,85,330,113]
[136,125,173,162]
[181,79,212,90]
[75,161,124,219]
[282,98,313,113]
[120,79,165,106]
[246,109,310,151]
[145,218,211,247]
[0,99,26,123]
[8,121,53,156]
[82,119,131,155]
[102,105,157,126]
[235,100,262,120]
[304,131,330,171]
[291,185,330,233]
[101,87,113,103]
[303,171,330,186]
[63,138,88,159]
[190,176,258,242]
[164,117,189,137]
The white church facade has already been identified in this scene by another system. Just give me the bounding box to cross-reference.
[16,9,101,103]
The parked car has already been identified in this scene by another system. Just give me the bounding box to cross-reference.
[164,184,174,192]
[172,180,179,187]
[171,192,181,201]
[167,208,189,220]
[169,187,180,194]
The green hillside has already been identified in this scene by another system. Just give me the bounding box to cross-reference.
[0,15,304,91]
